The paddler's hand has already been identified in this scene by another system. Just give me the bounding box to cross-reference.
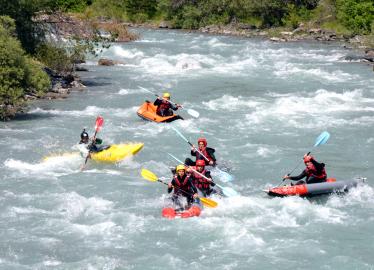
[209,160,214,165]
[176,104,182,108]
[168,183,172,188]
[193,193,198,198]
[283,175,290,180]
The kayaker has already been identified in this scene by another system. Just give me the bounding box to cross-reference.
[283,154,327,185]
[79,129,104,153]
[185,137,216,166]
[168,164,198,209]
[153,92,180,117]
[189,160,216,197]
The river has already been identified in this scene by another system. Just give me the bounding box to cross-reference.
[1,28,373,269]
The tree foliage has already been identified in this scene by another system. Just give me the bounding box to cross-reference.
[0,16,50,119]
[336,0,374,34]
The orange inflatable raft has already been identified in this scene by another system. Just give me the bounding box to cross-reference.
[162,205,201,219]
[137,101,183,123]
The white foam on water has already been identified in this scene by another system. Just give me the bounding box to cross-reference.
[139,53,204,75]
[212,89,374,129]
[43,260,61,266]
[117,88,130,95]
[57,192,113,221]
[203,95,262,111]
[112,45,144,59]
[4,156,80,179]
[273,62,360,82]
[28,106,137,119]
[327,183,374,208]
[73,221,118,236]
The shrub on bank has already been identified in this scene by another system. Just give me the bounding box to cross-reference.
[0,16,50,120]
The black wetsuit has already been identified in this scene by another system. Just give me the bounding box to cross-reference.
[154,98,178,116]
[289,159,327,185]
[168,174,197,208]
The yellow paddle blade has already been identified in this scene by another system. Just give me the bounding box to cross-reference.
[200,197,218,208]
[141,169,159,182]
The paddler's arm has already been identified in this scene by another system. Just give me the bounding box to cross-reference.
[167,180,175,193]
[153,98,162,106]
[206,147,216,165]
[205,171,215,186]
[170,102,180,111]
[284,170,307,181]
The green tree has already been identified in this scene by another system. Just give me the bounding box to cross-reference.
[0,16,50,119]
[336,0,374,34]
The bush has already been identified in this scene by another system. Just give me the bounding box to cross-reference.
[36,43,73,74]
[0,16,50,119]
[336,0,374,34]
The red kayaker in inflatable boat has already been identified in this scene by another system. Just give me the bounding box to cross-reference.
[283,154,327,185]
[185,137,216,166]
[168,165,198,209]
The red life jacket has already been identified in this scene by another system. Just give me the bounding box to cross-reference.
[191,168,211,190]
[156,100,171,116]
[173,174,192,195]
[305,163,327,180]
[195,147,213,165]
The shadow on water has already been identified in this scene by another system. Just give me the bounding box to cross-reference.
[81,78,112,87]
[12,112,56,121]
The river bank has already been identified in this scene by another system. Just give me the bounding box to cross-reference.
[124,21,374,66]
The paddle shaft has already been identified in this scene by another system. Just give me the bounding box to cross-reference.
[278,151,312,186]
[82,117,103,168]
[168,153,220,186]
[158,177,203,201]
[141,87,181,108]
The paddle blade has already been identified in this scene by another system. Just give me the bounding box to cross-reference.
[95,116,104,132]
[200,197,218,208]
[187,109,199,118]
[211,167,233,182]
[314,131,330,147]
[141,169,159,182]
[221,186,239,197]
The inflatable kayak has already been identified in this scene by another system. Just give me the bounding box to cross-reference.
[162,204,201,219]
[137,101,183,123]
[265,178,364,197]
[77,143,144,163]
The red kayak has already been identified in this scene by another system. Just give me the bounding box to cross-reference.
[162,205,201,219]
[265,178,364,197]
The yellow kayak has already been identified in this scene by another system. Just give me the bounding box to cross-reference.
[90,143,144,163]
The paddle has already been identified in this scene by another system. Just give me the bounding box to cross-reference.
[81,116,104,170]
[167,153,238,197]
[281,131,330,185]
[171,126,233,182]
[140,168,218,208]
[139,86,200,118]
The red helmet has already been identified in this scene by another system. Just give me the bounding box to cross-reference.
[303,155,313,163]
[196,160,205,167]
[197,137,207,146]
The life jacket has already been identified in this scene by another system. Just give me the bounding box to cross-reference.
[156,100,171,116]
[191,168,211,190]
[305,163,327,180]
[195,147,213,165]
[173,174,192,195]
